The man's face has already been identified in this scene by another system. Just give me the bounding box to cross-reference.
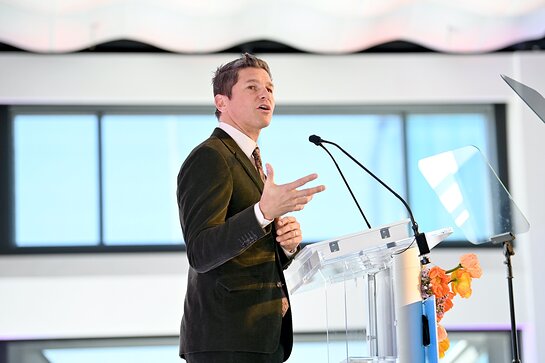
[215,67,275,141]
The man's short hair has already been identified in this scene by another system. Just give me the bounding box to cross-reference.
[212,53,272,119]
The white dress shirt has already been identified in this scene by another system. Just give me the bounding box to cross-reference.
[218,122,295,257]
[218,122,272,228]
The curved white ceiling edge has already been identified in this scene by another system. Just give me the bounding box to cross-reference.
[0,0,544,53]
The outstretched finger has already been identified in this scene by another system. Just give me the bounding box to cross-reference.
[285,173,319,190]
[265,163,275,184]
[297,185,326,198]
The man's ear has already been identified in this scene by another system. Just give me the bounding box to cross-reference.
[214,94,227,113]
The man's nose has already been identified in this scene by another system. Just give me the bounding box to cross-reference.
[258,88,269,99]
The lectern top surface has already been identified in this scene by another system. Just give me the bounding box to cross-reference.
[285,218,452,295]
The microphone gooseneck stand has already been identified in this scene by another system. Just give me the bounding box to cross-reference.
[491,232,522,363]
[312,141,372,229]
[308,134,431,264]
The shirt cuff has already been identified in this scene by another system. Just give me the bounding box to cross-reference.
[254,203,273,228]
[282,246,297,257]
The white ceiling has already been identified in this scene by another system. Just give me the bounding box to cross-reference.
[1,0,545,53]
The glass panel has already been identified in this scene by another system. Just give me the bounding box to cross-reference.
[13,115,99,246]
[418,146,529,244]
[260,114,405,242]
[406,112,492,241]
[101,114,217,245]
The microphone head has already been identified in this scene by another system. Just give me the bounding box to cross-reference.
[309,135,323,145]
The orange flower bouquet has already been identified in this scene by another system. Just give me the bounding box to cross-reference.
[419,253,483,358]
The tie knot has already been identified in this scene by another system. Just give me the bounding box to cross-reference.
[252,146,261,161]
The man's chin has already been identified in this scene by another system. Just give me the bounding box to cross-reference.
[257,117,272,129]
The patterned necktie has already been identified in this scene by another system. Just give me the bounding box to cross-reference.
[252,146,267,183]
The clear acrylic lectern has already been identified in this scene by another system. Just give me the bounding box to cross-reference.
[286,219,452,363]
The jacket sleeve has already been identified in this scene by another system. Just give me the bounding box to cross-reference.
[177,145,268,273]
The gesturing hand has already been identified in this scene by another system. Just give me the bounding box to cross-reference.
[275,216,302,252]
[258,163,326,220]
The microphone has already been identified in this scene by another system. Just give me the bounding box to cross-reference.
[309,134,322,146]
[308,135,372,229]
[308,134,431,263]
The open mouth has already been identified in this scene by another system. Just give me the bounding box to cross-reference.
[258,105,271,111]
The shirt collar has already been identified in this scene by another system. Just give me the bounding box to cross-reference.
[218,122,258,161]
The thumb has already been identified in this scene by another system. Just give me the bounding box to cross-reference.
[265,163,274,184]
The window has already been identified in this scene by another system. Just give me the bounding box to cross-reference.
[13,114,99,246]
[0,104,506,252]
[0,331,516,363]
[406,108,500,241]
[101,114,216,245]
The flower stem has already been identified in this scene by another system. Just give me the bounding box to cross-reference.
[445,264,462,274]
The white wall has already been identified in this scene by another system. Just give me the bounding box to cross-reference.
[1,52,544,361]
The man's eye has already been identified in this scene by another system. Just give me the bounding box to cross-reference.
[248,85,256,90]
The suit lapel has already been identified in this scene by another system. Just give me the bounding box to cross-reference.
[214,128,284,286]
[211,128,265,192]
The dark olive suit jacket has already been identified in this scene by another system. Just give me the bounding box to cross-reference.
[176,128,295,361]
